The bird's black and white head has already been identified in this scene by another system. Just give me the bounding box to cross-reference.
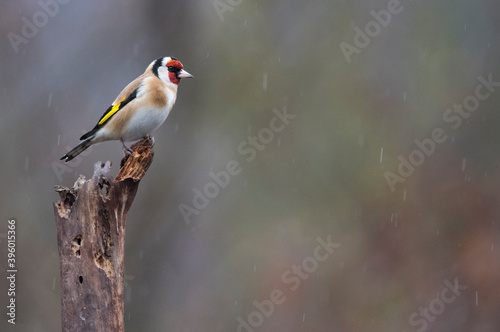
[150,56,193,86]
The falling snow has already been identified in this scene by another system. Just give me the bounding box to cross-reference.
[4,3,497,331]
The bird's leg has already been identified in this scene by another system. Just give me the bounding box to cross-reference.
[121,139,133,155]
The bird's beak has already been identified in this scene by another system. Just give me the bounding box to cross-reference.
[178,69,194,78]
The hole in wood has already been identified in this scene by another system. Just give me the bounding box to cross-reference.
[72,235,82,257]
[98,179,111,199]
[64,194,75,209]
[79,276,83,284]
[94,251,113,277]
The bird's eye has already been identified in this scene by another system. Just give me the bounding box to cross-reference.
[167,66,175,72]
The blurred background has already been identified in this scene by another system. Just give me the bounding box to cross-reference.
[1,0,500,331]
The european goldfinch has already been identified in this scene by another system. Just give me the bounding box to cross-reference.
[61,56,193,162]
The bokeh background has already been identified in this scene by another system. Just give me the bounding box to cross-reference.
[1,0,500,331]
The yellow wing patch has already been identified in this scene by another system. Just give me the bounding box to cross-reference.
[98,98,125,125]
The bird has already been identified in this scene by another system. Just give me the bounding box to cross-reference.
[60,56,193,162]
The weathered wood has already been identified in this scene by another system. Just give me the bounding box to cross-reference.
[115,137,154,182]
[53,138,153,332]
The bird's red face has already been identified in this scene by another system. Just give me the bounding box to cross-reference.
[166,59,193,85]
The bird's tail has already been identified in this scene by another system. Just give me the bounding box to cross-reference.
[61,138,94,162]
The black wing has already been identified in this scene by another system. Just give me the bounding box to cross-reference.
[80,88,139,140]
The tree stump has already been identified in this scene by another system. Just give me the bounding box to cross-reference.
[53,137,154,332]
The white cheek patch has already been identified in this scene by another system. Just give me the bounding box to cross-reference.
[157,67,171,83]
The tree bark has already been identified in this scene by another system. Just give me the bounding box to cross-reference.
[53,137,154,332]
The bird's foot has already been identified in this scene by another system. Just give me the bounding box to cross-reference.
[146,135,155,146]
[121,140,133,156]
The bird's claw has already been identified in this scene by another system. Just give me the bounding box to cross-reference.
[121,140,133,156]
[146,135,155,146]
